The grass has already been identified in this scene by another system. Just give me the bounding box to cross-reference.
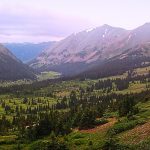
[0,135,17,144]
[0,80,33,87]
[37,71,61,81]
[0,71,61,87]
[0,71,149,121]
[0,95,58,120]
[118,121,150,145]
[115,82,147,94]
[116,99,150,146]
[67,130,106,150]
[133,137,150,150]
[0,65,149,149]
[134,66,150,76]
[108,119,145,136]
[66,118,117,150]
[136,100,150,119]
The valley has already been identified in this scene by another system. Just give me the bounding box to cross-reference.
[30,23,150,76]
[4,42,55,63]
[0,6,150,149]
[0,64,149,150]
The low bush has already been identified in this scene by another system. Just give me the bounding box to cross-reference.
[29,139,68,150]
[102,138,130,150]
[95,118,108,126]
[108,119,145,136]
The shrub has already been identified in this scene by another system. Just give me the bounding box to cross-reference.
[102,138,130,150]
[30,139,68,150]
[108,119,145,136]
[95,118,108,126]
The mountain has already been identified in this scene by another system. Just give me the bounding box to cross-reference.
[4,42,55,63]
[30,23,150,76]
[0,44,36,80]
[76,43,150,79]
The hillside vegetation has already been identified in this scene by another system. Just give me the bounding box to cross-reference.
[0,65,149,150]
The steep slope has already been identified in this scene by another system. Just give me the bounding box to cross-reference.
[0,44,36,80]
[114,43,150,60]
[4,42,55,63]
[30,23,150,76]
[77,43,150,79]
[30,25,128,73]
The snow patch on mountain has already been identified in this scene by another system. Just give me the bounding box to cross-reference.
[30,23,150,72]
[86,28,95,32]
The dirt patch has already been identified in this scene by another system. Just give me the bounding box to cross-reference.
[80,118,117,134]
[119,121,150,144]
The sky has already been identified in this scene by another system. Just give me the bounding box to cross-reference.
[0,0,150,43]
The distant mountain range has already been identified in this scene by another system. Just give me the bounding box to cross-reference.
[30,23,150,76]
[0,44,35,80]
[4,42,55,63]
[1,23,150,81]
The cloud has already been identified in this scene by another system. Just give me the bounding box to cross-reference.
[0,1,93,42]
[1,0,150,42]
[0,12,92,42]
[0,34,64,43]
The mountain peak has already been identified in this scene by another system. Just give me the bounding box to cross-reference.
[143,22,150,26]
[102,24,111,28]
[30,23,150,76]
[136,22,150,30]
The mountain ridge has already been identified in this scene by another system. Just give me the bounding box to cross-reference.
[4,42,55,63]
[30,23,150,75]
[0,44,36,80]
